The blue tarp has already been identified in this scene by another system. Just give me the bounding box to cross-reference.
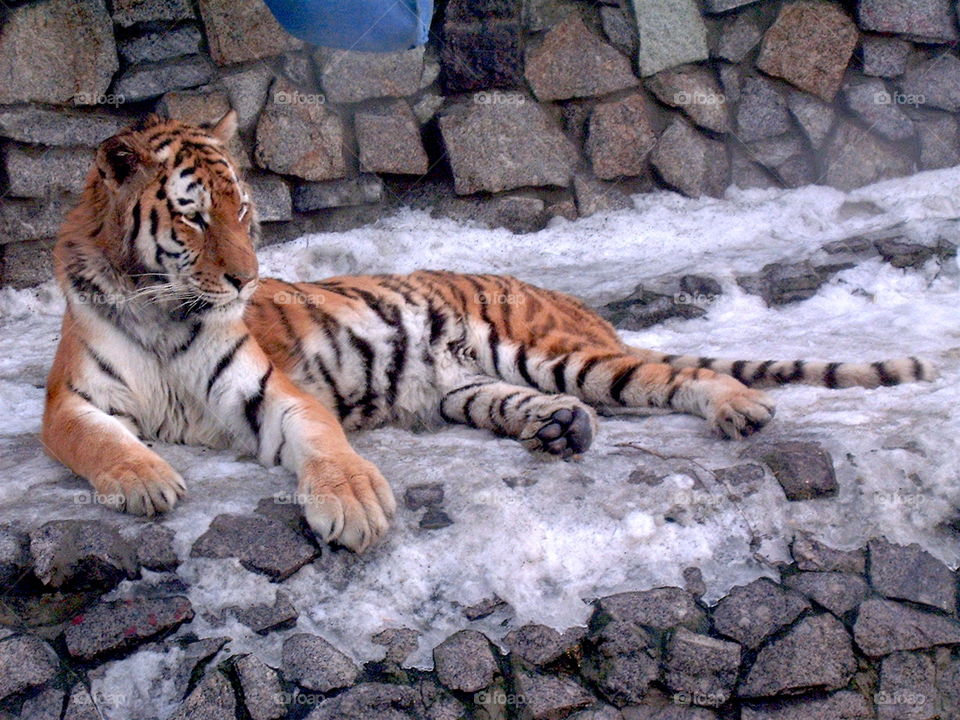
[262,0,434,52]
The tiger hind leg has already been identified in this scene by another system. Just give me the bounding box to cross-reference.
[438,373,598,457]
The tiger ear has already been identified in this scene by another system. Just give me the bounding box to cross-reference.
[96,134,148,189]
[210,110,238,143]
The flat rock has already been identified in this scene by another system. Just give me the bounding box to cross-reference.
[664,628,740,706]
[525,15,637,101]
[118,25,203,65]
[19,687,65,720]
[433,630,498,693]
[651,119,729,198]
[756,441,838,500]
[787,91,836,150]
[713,578,810,649]
[737,76,792,143]
[198,0,301,65]
[861,35,911,77]
[420,508,454,530]
[254,79,347,182]
[598,587,706,632]
[0,0,117,105]
[859,0,958,43]
[877,651,937,720]
[3,145,94,198]
[843,78,914,141]
[0,107,129,148]
[573,174,633,218]
[372,627,420,664]
[30,520,138,591]
[739,614,856,697]
[568,706,623,720]
[235,654,286,720]
[598,284,706,329]
[64,595,194,661]
[0,635,60,702]
[0,525,31,590]
[247,175,293,223]
[713,463,765,501]
[305,683,419,720]
[717,14,762,63]
[169,670,236,720]
[219,64,274,132]
[704,0,762,10]
[317,47,424,103]
[739,261,827,307]
[791,534,865,573]
[646,66,729,133]
[756,1,858,101]
[823,120,914,191]
[190,513,318,581]
[504,624,585,665]
[917,115,960,171]
[587,93,657,180]
[515,670,594,719]
[113,56,217,103]
[741,690,873,719]
[282,633,359,692]
[633,0,709,77]
[784,572,870,616]
[874,238,937,269]
[854,599,960,656]
[404,483,446,510]
[62,685,101,720]
[600,5,637,57]
[900,55,960,112]
[581,620,659,706]
[230,591,298,635]
[293,176,383,212]
[113,0,194,26]
[355,101,429,175]
[0,197,74,245]
[440,18,523,94]
[439,97,578,194]
[136,524,179,572]
[868,538,956,613]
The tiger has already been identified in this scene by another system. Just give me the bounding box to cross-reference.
[42,113,933,552]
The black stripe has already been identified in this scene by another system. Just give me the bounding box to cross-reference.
[156,187,167,200]
[698,357,714,369]
[873,361,897,386]
[731,360,747,383]
[824,362,841,389]
[911,357,925,381]
[752,360,775,385]
[461,391,481,428]
[67,382,93,403]
[515,345,538,389]
[662,354,678,364]
[206,334,248,396]
[665,383,681,408]
[610,364,640,404]
[244,366,273,441]
[170,320,203,358]
[498,391,521,418]
[313,357,350,420]
[346,328,377,418]
[273,407,292,466]
[446,380,495,397]
[128,201,142,257]
[108,406,142,434]
[154,138,173,151]
[84,343,126,386]
[575,354,618,389]
[552,355,569,393]
[487,324,501,375]
[149,207,159,237]
[428,303,447,345]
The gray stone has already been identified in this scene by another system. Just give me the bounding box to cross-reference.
[784,572,870,616]
[743,134,805,169]
[190,513,319,581]
[282,633,359,692]
[4,145,92,198]
[581,620,659,706]
[413,93,445,124]
[647,66,729,134]
[113,56,217,103]
[869,538,956,613]
[415,676,466,720]
[305,683,420,720]
[901,55,960,112]
[0,635,59,702]
[712,463,764,501]
[917,114,960,170]
[0,238,54,288]
[230,591,298,635]
[420,508,454,529]
[504,624,585,665]
[823,120,914,191]
[844,78,915,141]
[574,174,633,218]
[859,0,958,43]
[651,119,729,199]
[280,52,316,87]
[247,175,292,223]
[705,0,762,10]
[525,15,637,101]
[0,197,73,246]
[62,685,101,720]
[792,534,866,573]
[717,14,762,63]
[292,176,384,211]
[372,627,420,664]
[598,587,706,632]
[440,19,523,94]
[439,97,578,194]
[0,0,118,105]
[664,628,740,706]
[255,80,347,182]
[219,65,274,132]
[515,670,594,719]
[317,47,425,103]
[787,91,836,150]
[569,706,623,720]
[169,670,236,720]
[136,524,178,571]
[0,107,129,148]
[633,0,709,77]
[599,285,706,330]
[198,0,301,65]
[433,630,498,693]
[756,441,838,500]
[118,25,203,65]
[622,699,718,719]
[113,0,194,26]
[854,599,960,656]
[404,483,445,510]
[731,153,779,191]
[19,688,65,720]
[877,652,937,720]
[355,101,429,175]
[739,614,856,697]
[874,238,937,269]
[862,36,912,78]
[741,690,873,719]
[524,0,578,32]
[587,93,657,180]
[235,654,286,720]
[756,1,859,101]
[737,77,792,143]
[600,6,638,58]
[435,194,549,234]
[718,63,742,103]
[682,567,707,599]
[0,525,31,589]
[64,595,194,661]
[713,578,810,649]
[30,520,138,591]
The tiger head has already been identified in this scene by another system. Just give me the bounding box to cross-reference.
[57,111,260,317]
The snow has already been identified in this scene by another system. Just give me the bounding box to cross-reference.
[2,168,960,719]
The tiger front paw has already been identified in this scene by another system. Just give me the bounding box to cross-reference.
[298,453,396,553]
[708,387,776,440]
[92,455,186,516]
[521,398,598,458]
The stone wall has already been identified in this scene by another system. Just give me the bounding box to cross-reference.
[1,0,959,287]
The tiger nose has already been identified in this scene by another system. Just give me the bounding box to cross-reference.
[224,272,255,291]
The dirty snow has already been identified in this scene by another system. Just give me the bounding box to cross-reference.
[2,169,960,719]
